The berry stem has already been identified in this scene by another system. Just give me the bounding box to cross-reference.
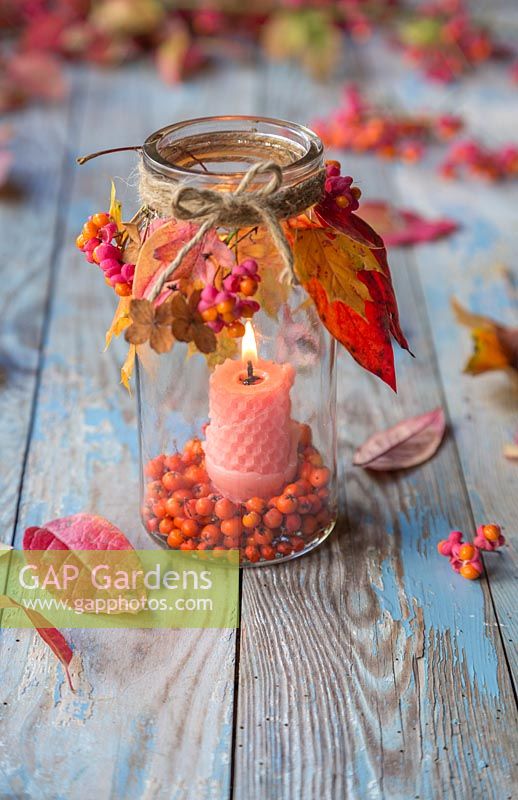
[76,146,142,165]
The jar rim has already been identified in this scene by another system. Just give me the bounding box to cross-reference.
[142,115,324,186]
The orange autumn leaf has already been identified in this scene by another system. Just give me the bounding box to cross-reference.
[293,224,409,391]
[105,296,131,350]
[293,227,384,319]
[452,298,518,375]
[120,344,136,392]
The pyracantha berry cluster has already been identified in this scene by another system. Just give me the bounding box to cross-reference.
[437,524,505,580]
[76,212,135,296]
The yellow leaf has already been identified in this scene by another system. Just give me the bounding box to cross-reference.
[237,226,290,319]
[120,344,136,393]
[205,328,238,369]
[105,296,131,350]
[465,328,510,375]
[293,227,383,319]
[109,180,122,230]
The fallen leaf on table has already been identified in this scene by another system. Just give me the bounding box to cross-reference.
[155,20,207,84]
[353,407,446,470]
[23,515,145,614]
[452,298,518,375]
[359,201,459,246]
[23,514,134,551]
[0,548,74,690]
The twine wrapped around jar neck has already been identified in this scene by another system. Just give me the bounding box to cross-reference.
[138,158,326,301]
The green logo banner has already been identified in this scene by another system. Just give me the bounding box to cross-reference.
[0,549,239,629]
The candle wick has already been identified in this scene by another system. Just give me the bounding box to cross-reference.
[242,360,261,385]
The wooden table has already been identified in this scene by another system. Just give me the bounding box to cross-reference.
[0,33,516,800]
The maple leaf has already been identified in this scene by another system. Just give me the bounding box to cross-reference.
[293,222,410,390]
[452,298,518,375]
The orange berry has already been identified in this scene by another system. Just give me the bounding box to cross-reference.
[180,540,196,551]
[164,453,184,472]
[152,500,167,519]
[76,233,87,250]
[253,526,273,545]
[241,305,255,318]
[195,497,214,517]
[82,220,99,239]
[217,298,235,315]
[165,497,184,518]
[201,524,221,546]
[285,482,304,497]
[460,563,481,580]
[437,540,448,555]
[285,513,302,533]
[145,457,164,480]
[309,467,330,488]
[159,518,175,536]
[301,515,318,535]
[260,545,276,561]
[263,508,283,529]
[482,524,501,542]
[244,545,260,563]
[115,283,131,297]
[222,311,237,324]
[291,536,305,552]
[297,496,313,515]
[173,488,192,503]
[276,495,298,514]
[223,535,240,549]
[215,498,237,520]
[162,472,188,492]
[221,517,242,537]
[242,511,261,529]
[201,307,219,322]
[335,195,350,209]
[300,462,313,481]
[307,451,324,467]
[173,516,186,529]
[298,423,312,447]
[166,529,184,548]
[184,465,208,486]
[181,519,200,538]
[246,497,267,515]
[192,483,211,499]
[239,277,258,296]
[458,543,476,561]
[227,321,245,338]
[276,541,292,556]
[92,212,111,227]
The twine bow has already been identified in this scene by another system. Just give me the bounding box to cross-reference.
[143,160,305,302]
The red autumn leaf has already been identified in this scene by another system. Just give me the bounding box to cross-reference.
[294,210,410,390]
[359,201,459,246]
[353,408,446,470]
[0,593,74,691]
[23,513,134,551]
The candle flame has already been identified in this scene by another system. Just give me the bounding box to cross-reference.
[242,320,258,364]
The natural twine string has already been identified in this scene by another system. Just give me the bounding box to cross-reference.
[139,159,325,300]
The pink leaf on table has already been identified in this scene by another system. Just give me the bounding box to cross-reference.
[359,201,459,247]
[23,513,134,551]
[353,408,446,470]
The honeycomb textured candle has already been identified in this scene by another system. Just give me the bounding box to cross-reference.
[204,358,299,502]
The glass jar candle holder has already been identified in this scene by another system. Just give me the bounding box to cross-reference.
[137,116,338,566]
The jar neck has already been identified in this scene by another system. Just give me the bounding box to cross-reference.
[142,115,324,192]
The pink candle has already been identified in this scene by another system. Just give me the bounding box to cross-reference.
[204,324,299,503]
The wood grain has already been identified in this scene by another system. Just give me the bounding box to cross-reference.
[0,62,260,800]
[233,58,518,800]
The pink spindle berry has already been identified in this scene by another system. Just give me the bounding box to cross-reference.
[474,524,505,552]
[99,222,118,243]
[437,530,463,556]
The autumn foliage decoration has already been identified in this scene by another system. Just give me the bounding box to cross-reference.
[76,160,409,391]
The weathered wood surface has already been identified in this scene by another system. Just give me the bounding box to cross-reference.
[0,36,517,800]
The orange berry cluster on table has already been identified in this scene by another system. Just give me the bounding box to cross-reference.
[142,425,335,565]
[437,524,505,580]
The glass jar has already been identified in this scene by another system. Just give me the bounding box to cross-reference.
[137,116,337,566]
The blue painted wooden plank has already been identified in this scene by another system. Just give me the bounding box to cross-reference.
[234,57,517,800]
[0,61,259,800]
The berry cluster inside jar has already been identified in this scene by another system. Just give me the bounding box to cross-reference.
[142,423,335,565]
